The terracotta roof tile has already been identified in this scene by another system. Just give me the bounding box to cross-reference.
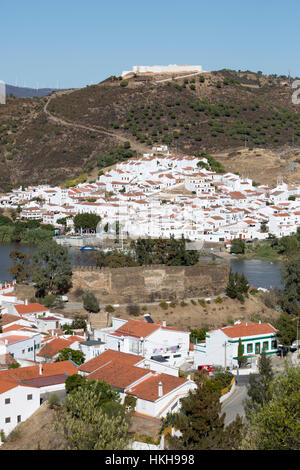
[14,303,49,315]
[220,322,276,338]
[87,360,150,389]
[113,318,160,339]
[37,337,80,358]
[127,373,187,402]
[79,350,141,373]
[0,360,78,382]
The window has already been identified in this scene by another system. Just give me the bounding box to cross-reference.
[27,394,33,401]
[173,354,181,358]
[255,343,260,354]
[271,340,277,349]
[5,417,11,423]
[247,343,253,353]
[17,415,21,423]
[263,341,269,351]
[5,398,10,404]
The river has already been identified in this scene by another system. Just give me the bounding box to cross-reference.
[0,244,283,289]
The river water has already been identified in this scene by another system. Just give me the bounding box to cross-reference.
[0,244,283,289]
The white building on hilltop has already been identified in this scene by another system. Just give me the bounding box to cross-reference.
[122,64,204,77]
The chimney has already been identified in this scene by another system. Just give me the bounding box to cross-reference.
[158,381,163,398]
[162,321,166,327]
[39,363,42,375]
[4,339,8,345]
[25,299,28,306]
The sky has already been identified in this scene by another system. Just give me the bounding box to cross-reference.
[1,0,300,89]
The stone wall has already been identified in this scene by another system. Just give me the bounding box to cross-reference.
[71,261,229,304]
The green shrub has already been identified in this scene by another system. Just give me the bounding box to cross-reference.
[198,299,206,308]
[48,393,60,409]
[159,301,168,310]
[180,300,187,307]
[105,305,115,313]
[120,81,128,88]
[215,296,223,304]
[191,299,197,305]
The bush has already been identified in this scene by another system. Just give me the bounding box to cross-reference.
[159,302,168,310]
[191,299,197,305]
[48,393,60,409]
[105,305,115,313]
[198,299,206,308]
[40,294,57,308]
[120,81,128,88]
[82,292,100,313]
[180,300,187,307]
[124,395,137,411]
[215,296,223,304]
[126,304,141,316]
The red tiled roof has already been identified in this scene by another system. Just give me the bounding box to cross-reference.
[37,337,80,358]
[14,303,49,315]
[113,318,160,339]
[221,322,276,338]
[79,350,142,373]
[0,314,22,326]
[0,360,78,383]
[87,360,150,389]
[127,373,187,402]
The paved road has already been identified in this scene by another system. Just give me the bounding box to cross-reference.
[221,375,250,426]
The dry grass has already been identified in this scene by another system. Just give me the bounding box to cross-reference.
[0,404,67,451]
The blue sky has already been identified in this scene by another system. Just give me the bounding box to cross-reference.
[1,0,299,89]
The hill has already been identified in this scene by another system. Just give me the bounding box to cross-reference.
[5,84,62,99]
[1,69,300,191]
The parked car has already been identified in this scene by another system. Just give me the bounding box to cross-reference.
[197,364,213,374]
[276,345,289,357]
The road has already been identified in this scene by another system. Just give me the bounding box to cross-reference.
[221,375,250,426]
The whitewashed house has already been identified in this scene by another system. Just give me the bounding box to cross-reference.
[194,321,277,370]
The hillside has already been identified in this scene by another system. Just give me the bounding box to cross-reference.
[1,69,300,191]
[6,84,61,99]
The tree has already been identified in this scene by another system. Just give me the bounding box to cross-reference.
[190,328,208,344]
[55,381,130,450]
[275,312,297,346]
[56,348,85,365]
[167,373,244,450]
[281,255,300,313]
[82,292,100,313]
[73,213,101,233]
[241,364,300,450]
[244,351,274,416]
[31,240,72,297]
[226,269,237,299]
[70,316,87,331]
[65,374,87,394]
[237,338,247,367]
[235,272,249,295]
[8,249,31,282]
[230,238,245,255]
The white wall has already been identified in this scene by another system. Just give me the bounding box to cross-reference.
[0,385,40,442]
